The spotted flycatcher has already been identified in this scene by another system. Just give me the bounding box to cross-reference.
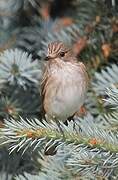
[41,41,88,123]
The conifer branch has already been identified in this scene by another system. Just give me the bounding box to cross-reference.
[0,115,118,154]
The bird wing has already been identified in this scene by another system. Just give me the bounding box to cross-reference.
[40,65,49,118]
[78,62,89,88]
[41,66,48,97]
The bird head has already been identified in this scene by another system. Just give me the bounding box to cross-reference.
[45,41,75,62]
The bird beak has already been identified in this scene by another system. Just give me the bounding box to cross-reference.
[44,56,51,61]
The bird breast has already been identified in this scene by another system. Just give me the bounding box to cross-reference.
[44,62,87,120]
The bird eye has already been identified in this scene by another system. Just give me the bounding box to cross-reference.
[59,52,65,57]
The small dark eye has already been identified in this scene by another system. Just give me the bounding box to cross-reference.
[59,52,65,57]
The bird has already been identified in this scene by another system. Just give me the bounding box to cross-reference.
[41,41,88,124]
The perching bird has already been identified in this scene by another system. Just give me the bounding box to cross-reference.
[41,41,88,123]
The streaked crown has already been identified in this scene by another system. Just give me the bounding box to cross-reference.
[46,41,69,59]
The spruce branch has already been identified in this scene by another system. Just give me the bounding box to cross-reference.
[0,115,118,155]
[0,28,17,52]
[16,173,40,180]
[85,90,106,118]
[0,85,40,119]
[86,64,118,118]
[0,147,37,180]
[104,86,118,108]
[0,49,42,88]
[100,86,118,133]
[0,96,21,119]
[0,0,23,16]
[0,0,24,32]
[15,143,118,180]
[93,64,118,95]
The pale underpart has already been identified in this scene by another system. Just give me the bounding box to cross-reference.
[44,59,87,121]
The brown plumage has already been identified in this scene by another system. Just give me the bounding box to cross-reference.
[41,41,88,122]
